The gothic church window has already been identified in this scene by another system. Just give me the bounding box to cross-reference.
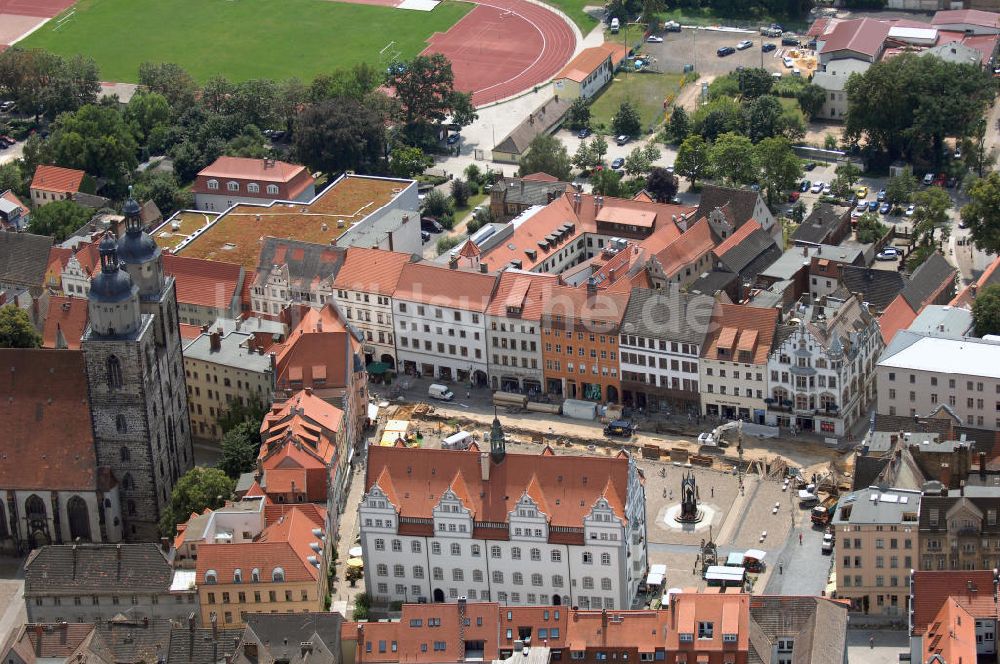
[107,356,123,391]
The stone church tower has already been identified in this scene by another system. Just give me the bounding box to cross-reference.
[81,199,194,540]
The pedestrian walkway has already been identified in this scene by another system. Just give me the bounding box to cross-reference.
[330,458,368,618]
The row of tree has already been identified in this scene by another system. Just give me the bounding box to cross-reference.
[674,132,800,205]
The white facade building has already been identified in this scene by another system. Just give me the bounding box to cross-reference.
[766,294,882,437]
[360,440,647,609]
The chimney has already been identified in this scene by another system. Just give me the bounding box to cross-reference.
[210,332,221,352]
[388,229,394,252]
[480,451,490,481]
[480,263,488,273]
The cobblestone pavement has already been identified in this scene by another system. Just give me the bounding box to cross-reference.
[845,627,908,664]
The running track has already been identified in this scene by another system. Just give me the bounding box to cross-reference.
[421,0,576,107]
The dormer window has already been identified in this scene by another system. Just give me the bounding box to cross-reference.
[251,568,260,582]
[272,567,285,582]
[205,570,218,584]
[267,184,279,195]
[247,183,260,193]
[227,181,239,192]
[233,569,242,584]
[207,179,219,190]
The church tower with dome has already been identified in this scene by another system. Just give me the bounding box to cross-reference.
[81,197,194,541]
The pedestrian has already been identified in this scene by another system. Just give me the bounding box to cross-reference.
[869,635,874,649]
[799,533,803,546]
[778,563,783,575]
[710,486,714,498]
[663,488,667,498]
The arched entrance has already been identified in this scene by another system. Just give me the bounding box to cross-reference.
[473,370,488,387]
[67,496,91,542]
[433,588,445,603]
[606,386,619,404]
[380,353,396,369]
[25,494,49,550]
[552,594,561,606]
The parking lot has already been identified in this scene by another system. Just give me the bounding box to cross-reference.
[642,27,801,76]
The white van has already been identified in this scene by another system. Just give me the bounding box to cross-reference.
[442,430,473,450]
[428,384,454,401]
[610,18,620,33]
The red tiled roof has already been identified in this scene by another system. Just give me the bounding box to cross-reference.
[542,284,630,328]
[30,165,85,194]
[820,18,892,57]
[878,294,917,344]
[656,217,714,277]
[45,246,73,288]
[911,570,997,636]
[192,157,314,200]
[951,255,1000,308]
[42,295,88,350]
[932,9,1000,29]
[1,189,27,214]
[713,218,761,258]
[701,303,778,365]
[393,262,497,311]
[333,247,413,295]
[178,323,202,340]
[271,304,354,393]
[522,172,560,182]
[923,598,977,664]
[485,270,559,320]
[163,254,243,311]
[195,505,323,584]
[5,623,99,662]
[458,239,481,258]
[807,16,841,37]
[0,349,97,491]
[556,43,627,82]
[365,445,632,528]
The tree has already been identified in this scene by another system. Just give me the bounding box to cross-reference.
[612,100,642,137]
[218,421,262,479]
[972,284,1000,338]
[464,164,483,186]
[855,212,887,244]
[640,0,664,26]
[743,95,783,143]
[39,104,139,188]
[133,171,190,216]
[572,140,598,173]
[962,171,1000,255]
[387,54,469,145]
[29,200,92,242]
[138,62,197,110]
[451,179,471,207]
[645,167,678,203]
[796,83,827,120]
[294,98,386,176]
[125,91,171,145]
[754,136,801,207]
[691,97,742,141]
[675,135,711,186]
[624,146,652,177]
[422,189,452,220]
[217,398,267,435]
[0,305,41,348]
[389,145,432,179]
[665,106,690,144]
[0,162,21,197]
[791,200,807,223]
[834,162,862,189]
[709,132,756,186]
[0,49,99,120]
[566,97,591,130]
[159,467,235,535]
[911,187,952,247]
[309,63,382,102]
[518,133,572,181]
[591,167,622,197]
[591,135,609,164]
[965,117,997,178]
[737,68,773,101]
[168,140,207,183]
[886,168,917,206]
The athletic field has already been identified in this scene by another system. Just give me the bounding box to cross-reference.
[19,0,473,83]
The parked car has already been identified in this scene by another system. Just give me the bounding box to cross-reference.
[664,20,681,32]
[856,200,868,212]
[804,162,817,171]
[810,181,824,193]
[822,183,831,195]
[879,202,891,214]
[717,46,736,57]
[762,42,777,53]
[781,35,800,46]
[616,134,630,145]
[604,419,637,437]
[611,157,625,170]
[946,176,958,189]
[737,39,753,50]
[954,147,962,159]
[788,191,800,203]
[421,230,431,243]
[646,35,664,43]
[0,101,14,113]
[782,56,794,68]
[578,127,592,139]
[446,133,461,145]
[876,247,901,261]
[867,200,879,212]
[855,186,868,198]
[876,188,886,202]
[905,204,916,216]
[933,174,947,187]
[799,180,811,192]
[421,217,444,233]
[922,172,935,185]
[959,219,969,229]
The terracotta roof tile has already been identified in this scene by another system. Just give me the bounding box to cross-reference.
[332,247,414,295]
[365,446,633,528]
[193,156,313,198]
[819,18,892,57]
[952,255,1000,308]
[163,254,243,311]
[393,262,497,311]
[878,294,918,344]
[271,304,356,393]
[42,294,88,349]
[656,217,715,276]
[556,43,627,82]
[932,9,1000,28]
[0,349,96,491]
[31,165,86,194]
[486,270,560,320]
[911,570,997,637]
[701,303,778,365]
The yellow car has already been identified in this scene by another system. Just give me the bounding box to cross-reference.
[855,186,868,198]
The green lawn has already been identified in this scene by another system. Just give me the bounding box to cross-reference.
[589,71,685,134]
[20,0,472,83]
[539,0,597,32]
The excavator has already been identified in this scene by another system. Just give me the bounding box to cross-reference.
[697,419,742,448]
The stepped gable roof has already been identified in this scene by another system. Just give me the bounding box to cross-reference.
[25,544,172,593]
[0,349,96,492]
[365,445,632,526]
[332,247,414,295]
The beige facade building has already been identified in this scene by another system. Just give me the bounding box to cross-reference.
[832,486,921,616]
[877,332,1000,431]
[183,318,283,441]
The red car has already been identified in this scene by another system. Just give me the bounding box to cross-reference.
[932,174,947,187]
[788,191,800,203]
